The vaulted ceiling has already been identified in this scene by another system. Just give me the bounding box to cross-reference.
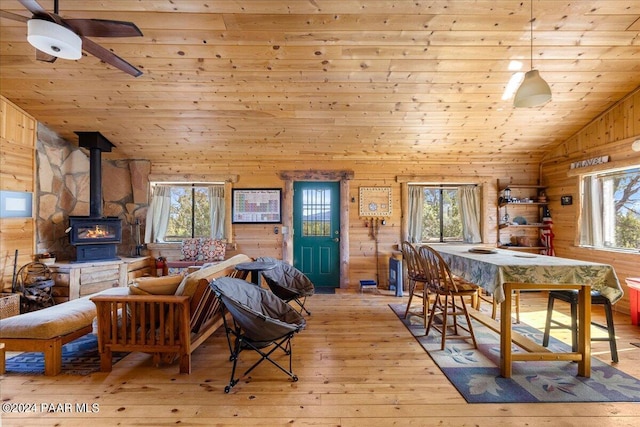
[1,1,639,165]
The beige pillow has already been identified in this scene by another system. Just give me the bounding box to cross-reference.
[129,275,183,295]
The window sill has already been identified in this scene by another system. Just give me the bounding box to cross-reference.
[147,241,237,251]
[577,245,639,255]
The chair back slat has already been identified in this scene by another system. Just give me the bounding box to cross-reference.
[419,245,459,293]
[401,242,427,282]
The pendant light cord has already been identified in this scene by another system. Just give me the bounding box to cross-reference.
[529,0,534,70]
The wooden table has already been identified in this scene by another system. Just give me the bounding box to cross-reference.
[433,244,623,378]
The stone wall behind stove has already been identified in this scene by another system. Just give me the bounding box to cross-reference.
[36,124,151,261]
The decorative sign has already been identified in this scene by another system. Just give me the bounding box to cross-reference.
[359,187,392,217]
[232,188,282,224]
[0,190,33,218]
[570,155,609,169]
[561,195,573,206]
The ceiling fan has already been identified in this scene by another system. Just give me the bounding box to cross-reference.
[0,0,143,77]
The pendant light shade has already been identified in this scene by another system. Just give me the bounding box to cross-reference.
[27,19,82,60]
[514,69,551,107]
[513,0,551,108]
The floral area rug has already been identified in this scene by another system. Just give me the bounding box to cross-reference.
[390,303,640,403]
[4,334,127,376]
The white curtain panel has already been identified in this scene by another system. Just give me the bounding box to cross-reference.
[144,185,171,243]
[580,175,603,246]
[407,185,424,243]
[209,185,226,239]
[458,185,482,243]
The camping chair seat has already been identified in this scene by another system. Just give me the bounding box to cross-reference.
[210,277,306,393]
[256,257,315,315]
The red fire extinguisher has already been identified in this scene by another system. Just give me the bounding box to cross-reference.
[155,257,166,277]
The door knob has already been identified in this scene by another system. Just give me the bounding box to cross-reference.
[333,237,339,242]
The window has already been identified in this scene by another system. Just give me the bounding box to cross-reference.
[165,185,212,241]
[580,166,640,251]
[145,183,225,243]
[420,186,462,242]
[407,184,481,244]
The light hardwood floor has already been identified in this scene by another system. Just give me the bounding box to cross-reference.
[1,290,639,426]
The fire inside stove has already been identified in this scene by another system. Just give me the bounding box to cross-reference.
[79,224,115,240]
[70,217,121,245]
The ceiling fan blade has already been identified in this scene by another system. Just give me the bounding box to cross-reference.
[17,0,47,14]
[36,49,57,63]
[64,19,143,38]
[81,37,142,77]
[0,10,29,23]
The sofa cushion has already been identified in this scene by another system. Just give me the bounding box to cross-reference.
[174,254,251,298]
[0,287,128,340]
[201,238,226,261]
[181,238,202,261]
[129,275,183,295]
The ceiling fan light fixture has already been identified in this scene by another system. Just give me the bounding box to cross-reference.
[27,19,82,60]
[513,69,551,107]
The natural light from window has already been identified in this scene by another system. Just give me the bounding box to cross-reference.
[421,187,462,243]
[580,166,640,251]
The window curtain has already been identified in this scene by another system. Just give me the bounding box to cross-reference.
[580,175,603,246]
[407,185,424,243]
[458,185,482,243]
[144,185,171,243]
[209,185,225,239]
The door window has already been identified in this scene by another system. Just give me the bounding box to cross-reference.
[302,189,332,237]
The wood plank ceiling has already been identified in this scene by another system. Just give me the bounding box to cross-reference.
[1,0,639,165]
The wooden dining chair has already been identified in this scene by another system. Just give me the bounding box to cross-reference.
[401,241,430,329]
[421,245,479,350]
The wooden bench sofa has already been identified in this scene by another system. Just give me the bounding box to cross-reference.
[91,254,251,374]
[0,286,128,376]
[0,253,250,376]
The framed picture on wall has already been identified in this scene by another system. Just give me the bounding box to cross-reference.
[232,188,282,224]
[0,190,33,218]
[359,186,392,217]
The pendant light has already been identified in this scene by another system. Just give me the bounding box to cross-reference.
[514,0,551,107]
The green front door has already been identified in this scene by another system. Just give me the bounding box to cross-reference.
[293,181,340,288]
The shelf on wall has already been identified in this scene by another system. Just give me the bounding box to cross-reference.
[499,223,545,230]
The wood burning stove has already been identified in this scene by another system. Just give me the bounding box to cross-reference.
[69,216,122,262]
[69,131,122,262]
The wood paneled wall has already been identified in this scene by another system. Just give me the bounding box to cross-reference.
[151,161,540,289]
[0,96,36,291]
[541,88,640,315]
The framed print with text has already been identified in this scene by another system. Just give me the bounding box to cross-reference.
[232,188,282,224]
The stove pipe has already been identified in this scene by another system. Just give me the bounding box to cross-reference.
[75,131,115,218]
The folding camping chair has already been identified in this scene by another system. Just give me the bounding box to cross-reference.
[210,277,307,393]
[257,257,315,316]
